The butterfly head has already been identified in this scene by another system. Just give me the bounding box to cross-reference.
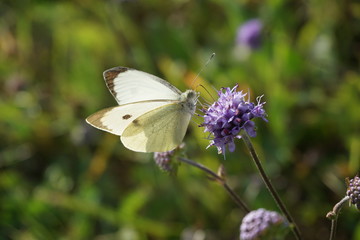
[182,90,199,103]
[181,90,198,114]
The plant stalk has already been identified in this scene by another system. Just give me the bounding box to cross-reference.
[326,196,349,240]
[240,131,302,240]
[178,157,250,213]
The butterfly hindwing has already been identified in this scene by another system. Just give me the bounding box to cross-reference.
[121,102,192,152]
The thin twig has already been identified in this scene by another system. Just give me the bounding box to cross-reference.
[326,196,350,240]
[326,195,350,219]
[329,218,337,240]
[240,131,302,240]
[178,157,250,213]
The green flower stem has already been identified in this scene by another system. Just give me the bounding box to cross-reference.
[326,196,350,240]
[178,157,250,213]
[240,131,302,240]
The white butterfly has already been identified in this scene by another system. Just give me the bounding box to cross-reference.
[86,67,198,153]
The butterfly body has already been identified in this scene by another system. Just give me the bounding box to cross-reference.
[86,67,198,152]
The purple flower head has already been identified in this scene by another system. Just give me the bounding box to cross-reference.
[154,150,175,172]
[346,176,360,210]
[153,144,184,174]
[200,85,267,154]
[240,209,287,240]
[236,19,263,49]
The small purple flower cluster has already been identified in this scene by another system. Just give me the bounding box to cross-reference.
[346,176,360,210]
[201,85,267,154]
[240,209,286,240]
[154,150,175,172]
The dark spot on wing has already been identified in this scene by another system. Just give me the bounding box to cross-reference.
[122,114,132,120]
[132,119,140,126]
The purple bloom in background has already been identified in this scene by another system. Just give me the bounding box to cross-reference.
[240,209,287,240]
[200,85,267,154]
[236,19,263,49]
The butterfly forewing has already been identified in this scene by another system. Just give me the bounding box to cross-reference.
[104,67,182,105]
[86,101,173,136]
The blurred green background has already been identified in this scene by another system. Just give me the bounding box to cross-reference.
[1,0,360,239]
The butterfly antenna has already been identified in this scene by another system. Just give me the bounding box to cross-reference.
[191,53,216,89]
[197,97,209,108]
[197,84,216,103]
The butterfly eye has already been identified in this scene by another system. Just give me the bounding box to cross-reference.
[185,90,198,100]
